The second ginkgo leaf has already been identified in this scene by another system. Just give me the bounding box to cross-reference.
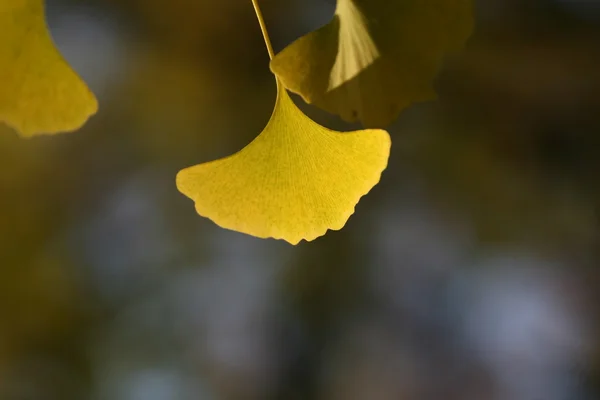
[270,0,473,128]
[0,0,97,137]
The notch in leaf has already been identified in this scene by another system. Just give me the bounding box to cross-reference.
[270,0,473,128]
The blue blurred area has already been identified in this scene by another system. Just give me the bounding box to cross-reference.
[0,0,599,399]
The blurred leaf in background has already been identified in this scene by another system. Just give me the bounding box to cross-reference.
[0,0,96,136]
[271,0,473,127]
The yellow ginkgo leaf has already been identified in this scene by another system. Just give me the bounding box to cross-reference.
[270,0,473,128]
[176,83,391,244]
[0,0,97,137]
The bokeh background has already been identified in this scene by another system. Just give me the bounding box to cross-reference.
[1,0,600,399]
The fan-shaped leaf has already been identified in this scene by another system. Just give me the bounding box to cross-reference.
[177,84,390,244]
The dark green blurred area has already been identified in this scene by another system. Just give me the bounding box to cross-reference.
[1,0,599,399]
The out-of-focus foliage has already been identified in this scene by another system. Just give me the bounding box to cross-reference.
[271,0,473,127]
[177,84,390,244]
[0,0,97,136]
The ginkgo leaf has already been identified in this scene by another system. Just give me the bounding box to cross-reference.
[0,0,97,137]
[270,0,473,128]
[176,83,391,244]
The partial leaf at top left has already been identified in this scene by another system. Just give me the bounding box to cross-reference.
[0,0,97,137]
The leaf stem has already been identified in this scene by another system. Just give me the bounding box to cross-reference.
[251,0,275,59]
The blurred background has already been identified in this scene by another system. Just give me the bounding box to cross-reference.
[1,0,599,399]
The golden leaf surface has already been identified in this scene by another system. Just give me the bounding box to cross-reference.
[176,84,391,244]
[270,0,473,128]
[0,0,97,137]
